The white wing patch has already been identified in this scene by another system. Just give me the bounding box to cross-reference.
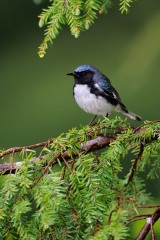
[94,83,110,97]
[95,83,118,100]
[113,92,118,99]
[94,83,103,92]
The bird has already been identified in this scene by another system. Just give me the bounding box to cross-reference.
[67,64,141,124]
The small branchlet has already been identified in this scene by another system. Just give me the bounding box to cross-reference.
[38,0,136,57]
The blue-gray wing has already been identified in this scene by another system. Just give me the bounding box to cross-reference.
[97,77,122,101]
[94,77,127,111]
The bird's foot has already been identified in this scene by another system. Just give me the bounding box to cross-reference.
[88,115,97,126]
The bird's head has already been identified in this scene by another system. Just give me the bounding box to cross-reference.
[67,65,98,84]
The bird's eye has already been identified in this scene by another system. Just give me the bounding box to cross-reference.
[81,71,87,75]
[74,71,80,75]
[74,70,89,77]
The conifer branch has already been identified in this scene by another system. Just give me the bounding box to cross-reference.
[0,118,160,239]
[38,0,138,57]
[0,121,159,175]
[0,136,113,174]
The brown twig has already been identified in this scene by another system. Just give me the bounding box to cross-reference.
[133,120,160,134]
[125,143,144,186]
[0,140,53,159]
[126,214,152,225]
[30,154,59,188]
[138,205,160,209]
[150,216,155,240]
[61,155,72,173]
[108,209,117,224]
[135,207,160,240]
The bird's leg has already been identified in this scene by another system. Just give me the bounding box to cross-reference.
[88,115,97,126]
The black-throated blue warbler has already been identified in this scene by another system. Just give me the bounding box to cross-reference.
[67,64,141,123]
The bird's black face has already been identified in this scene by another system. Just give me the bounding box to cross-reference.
[67,70,94,84]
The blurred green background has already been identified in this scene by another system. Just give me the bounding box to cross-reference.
[1,0,160,237]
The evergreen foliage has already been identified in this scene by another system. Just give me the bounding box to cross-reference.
[38,0,137,57]
[0,117,159,239]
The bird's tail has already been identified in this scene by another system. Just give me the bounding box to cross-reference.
[121,109,142,121]
[116,104,142,121]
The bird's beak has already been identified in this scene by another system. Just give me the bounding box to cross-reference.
[67,72,74,76]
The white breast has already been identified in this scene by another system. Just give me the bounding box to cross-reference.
[74,84,115,116]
